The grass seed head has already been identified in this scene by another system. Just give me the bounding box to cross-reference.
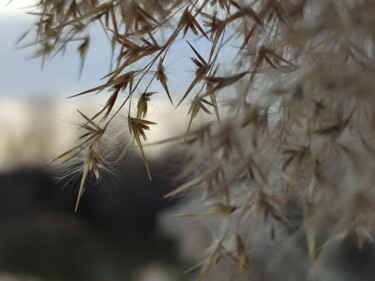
[26,0,375,279]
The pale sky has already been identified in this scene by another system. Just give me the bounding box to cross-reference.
[0,1,233,100]
[0,2,113,98]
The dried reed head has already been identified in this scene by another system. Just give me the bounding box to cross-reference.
[19,0,375,279]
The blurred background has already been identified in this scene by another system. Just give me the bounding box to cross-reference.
[0,1,198,280]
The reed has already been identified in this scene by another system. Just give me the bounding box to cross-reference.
[19,0,375,279]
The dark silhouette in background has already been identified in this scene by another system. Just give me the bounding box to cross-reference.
[0,151,184,281]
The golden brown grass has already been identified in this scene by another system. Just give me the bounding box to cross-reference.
[17,0,375,279]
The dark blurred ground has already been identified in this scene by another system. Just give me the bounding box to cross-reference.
[0,151,185,281]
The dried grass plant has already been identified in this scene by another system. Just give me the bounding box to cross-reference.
[16,0,375,279]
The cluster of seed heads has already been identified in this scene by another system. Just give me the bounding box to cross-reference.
[21,0,375,280]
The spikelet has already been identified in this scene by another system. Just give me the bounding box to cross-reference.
[75,147,104,212]
[128,116,157,180]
